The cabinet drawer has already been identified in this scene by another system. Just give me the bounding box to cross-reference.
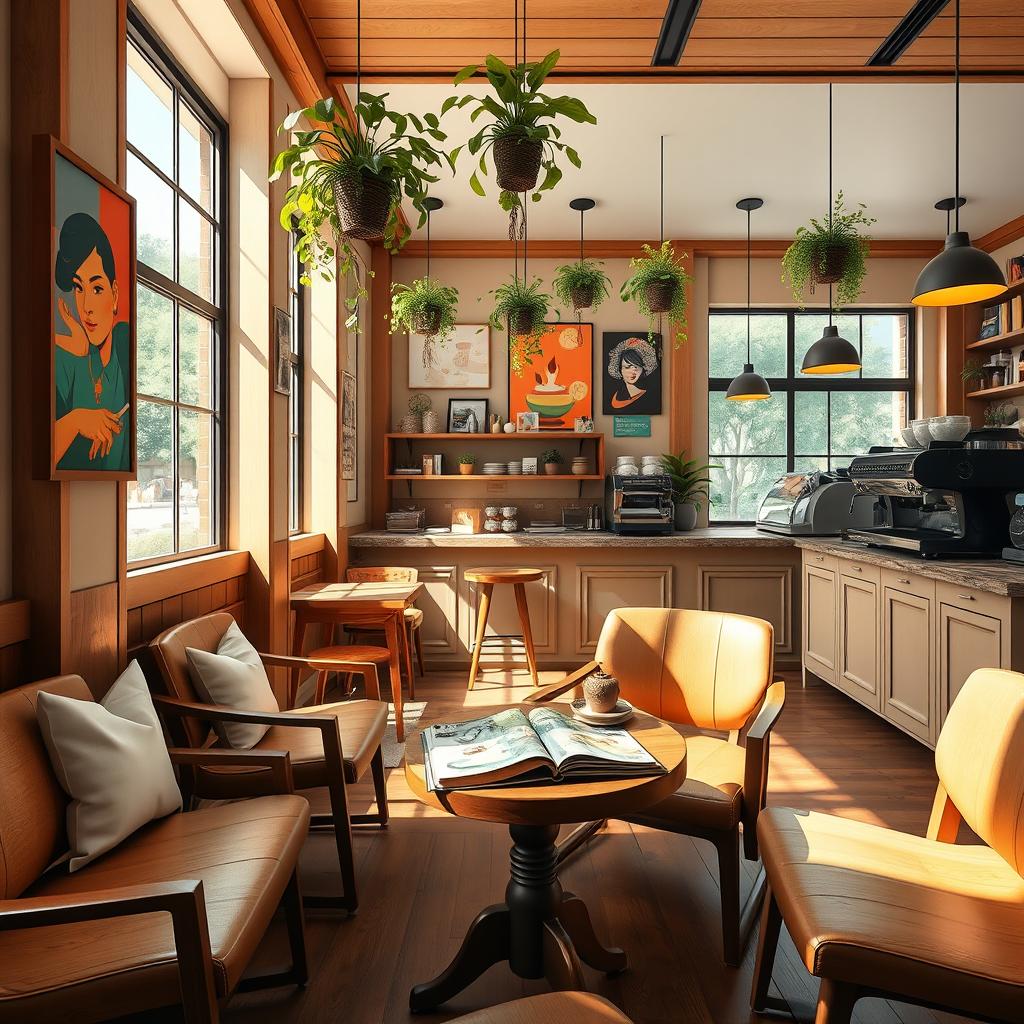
[804,551,837,570]
[935,581,1009,622]
[838,559,880,585]
[881,567,936,602]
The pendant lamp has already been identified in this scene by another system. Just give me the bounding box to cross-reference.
[727,198,771,401]
[912,0,1006,307]
[801,84,861,375]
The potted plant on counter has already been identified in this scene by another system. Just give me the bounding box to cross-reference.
[458,453,477,475]
[541,448,564,476]
[781,191,875,307]
[553,257,611,320]
[660,450,720,531]
[620,241,693,347]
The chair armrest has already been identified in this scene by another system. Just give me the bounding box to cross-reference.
[259,651,377,673]
[524,661,599,704]
[167,747,294,796]
[742,681,786,825]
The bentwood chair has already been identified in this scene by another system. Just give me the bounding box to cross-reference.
[149,612,388,913]
[751,667,1024,1024]
[528,606,785,966]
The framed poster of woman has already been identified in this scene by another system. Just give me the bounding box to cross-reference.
[35,135,136,480]
[602,332,662,415]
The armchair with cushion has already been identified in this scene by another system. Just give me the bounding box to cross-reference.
[0,675,309,1024]
[751,667,1024,1023]
[528,606,785,966]
[149,611,389,912]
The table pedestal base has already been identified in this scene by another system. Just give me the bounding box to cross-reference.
[409,823,626,1013]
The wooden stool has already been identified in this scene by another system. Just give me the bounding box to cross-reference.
[306,644,391,704]
[464,567,543,690]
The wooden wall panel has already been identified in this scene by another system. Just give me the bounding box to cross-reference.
[0,600,31,692]
[69,583,119,695]
[698,565,793,655]
[576,565,673,654]
[415,565,459,658]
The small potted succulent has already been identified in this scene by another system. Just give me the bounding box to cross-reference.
[541,448,564,476]
[660,450,720,531]
[620,241,693,346]
[781,191,875,307]
[458,453,477,475]
[553,258,611,319]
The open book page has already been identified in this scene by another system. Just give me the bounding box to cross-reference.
[422,708,552,790]
[527,706,664,774]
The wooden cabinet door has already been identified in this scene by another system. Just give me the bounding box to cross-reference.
[881,580,936,744]
[838,571,881,711]
[802,556,838,684]
[937,595,1007,725]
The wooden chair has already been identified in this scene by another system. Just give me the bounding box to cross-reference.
[751,666,1024,1024]
[0,674,309,1024]
[342,566,424,696]
[149,612,389,913]
[528,606,785,966]
[448,992,633,1023]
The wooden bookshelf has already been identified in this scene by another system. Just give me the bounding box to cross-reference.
[965,380,1024,401]
[965,326,1024,354]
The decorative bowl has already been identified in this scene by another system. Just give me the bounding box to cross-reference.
[911,419,933,446]
[928,416,971,442]
[899,425,919,447]
[526,392,575,419]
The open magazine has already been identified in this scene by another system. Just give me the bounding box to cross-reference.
[421,706,666,792]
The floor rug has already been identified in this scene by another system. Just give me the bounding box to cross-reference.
[382,701,427,768]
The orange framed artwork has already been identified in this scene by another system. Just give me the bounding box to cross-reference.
[507,323,593,432]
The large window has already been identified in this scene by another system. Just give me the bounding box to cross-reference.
[708,310,915,523]
[125,15,226,565]
[288,228,305,535]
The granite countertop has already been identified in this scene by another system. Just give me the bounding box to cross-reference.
[795,538,1024,597]
[349,527,796,549]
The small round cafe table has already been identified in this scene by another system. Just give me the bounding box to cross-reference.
[404,702,688,1013]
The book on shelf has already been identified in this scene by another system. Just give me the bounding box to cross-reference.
[421,706,665,792]
[979,304,1003,339]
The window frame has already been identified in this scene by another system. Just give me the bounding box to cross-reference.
[126,9,228,568]
[288,226,305,536]
[708,307,917,526]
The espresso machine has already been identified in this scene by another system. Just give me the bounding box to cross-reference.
[845,440,1024,558]
[605,474,674,535]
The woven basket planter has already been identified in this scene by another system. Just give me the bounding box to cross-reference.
[334,169,394,241]
[812,245,847,286]
[494,136,543,193]
[570,284,595,311]
[509,308,535,336]
[645,279,678,314]
[414,306,443,336]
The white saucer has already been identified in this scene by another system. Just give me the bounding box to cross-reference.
[570,697,635,726]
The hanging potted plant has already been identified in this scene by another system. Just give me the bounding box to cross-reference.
[271,94,452,311]
[553,258,611,318]
[620,241,693,346]
[444,51,595,208]
[782,191,875,307]
[486,276,555,376]
[390,277,460,368]
[660,451,720,531]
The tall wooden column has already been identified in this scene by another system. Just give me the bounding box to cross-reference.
[369,243,392,530]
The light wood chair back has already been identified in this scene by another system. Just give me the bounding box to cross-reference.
[346,566,419,584]
[595,607,774,732]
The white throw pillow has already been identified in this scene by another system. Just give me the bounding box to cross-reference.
[36,660,182,872]
[185,620,279,750]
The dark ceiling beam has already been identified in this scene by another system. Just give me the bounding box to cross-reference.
[867,0,950,67]
[652,0,703,67]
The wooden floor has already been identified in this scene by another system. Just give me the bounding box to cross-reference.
[213,669,971,1024]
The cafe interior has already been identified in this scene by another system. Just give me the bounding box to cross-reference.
[3,1,1024,1022]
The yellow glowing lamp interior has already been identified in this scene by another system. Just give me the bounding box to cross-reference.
[802,363,861,375]
[912,282,1008,307]
[726,392,772,401]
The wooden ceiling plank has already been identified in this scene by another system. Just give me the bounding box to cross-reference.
[308,18,665,39]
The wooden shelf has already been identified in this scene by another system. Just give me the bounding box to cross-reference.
[965,327,1024,353]
[386,474,604,482]
[386,432,603,441]
[965,381,1024,401]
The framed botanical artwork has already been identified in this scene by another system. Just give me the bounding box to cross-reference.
[274,307,292,395]
[341,370,357,481]
[447,397,488,433]
[602,332,663,415]
[36,135,136,480]
[409,324,490,389]
[508,323,593,432]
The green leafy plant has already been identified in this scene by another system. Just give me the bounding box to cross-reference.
[553,258,611,318]
[985,401,1019,427]
[541,448,564,465]
[486,276,557,377]
[660,451,721,510]
[458,452,477,464]
[961,359,986,385]
[620,241,693,347]
[390,277,459,340]
[781,191,875,308]
[443,51,595,212]
[270,94,452,326]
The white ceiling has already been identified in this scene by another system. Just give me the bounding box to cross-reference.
[349,81,1024,241]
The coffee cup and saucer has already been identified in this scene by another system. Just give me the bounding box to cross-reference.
[570,671,634,726]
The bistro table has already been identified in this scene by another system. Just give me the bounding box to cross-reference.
[404,702,687,1012]
[290,581,423,741]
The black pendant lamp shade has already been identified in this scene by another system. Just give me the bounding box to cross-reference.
[801,325,861,375]
[727,197,771,401]
[912,0,1006,307]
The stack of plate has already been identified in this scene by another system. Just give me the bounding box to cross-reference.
[482,462,509,475]
[507,461,523,475]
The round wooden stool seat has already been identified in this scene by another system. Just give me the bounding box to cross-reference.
[465,567,544,585]
[306,644,391,704]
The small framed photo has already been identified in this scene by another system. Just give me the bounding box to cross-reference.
[516,411,540,432]
[574,416,594,433]
[448,397,488,433]
[521,456,538,475]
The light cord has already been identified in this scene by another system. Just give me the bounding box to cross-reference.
[828,83,833,327]
[954,0,960,232]
[659,135,665,244]
[746,205,752,364]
